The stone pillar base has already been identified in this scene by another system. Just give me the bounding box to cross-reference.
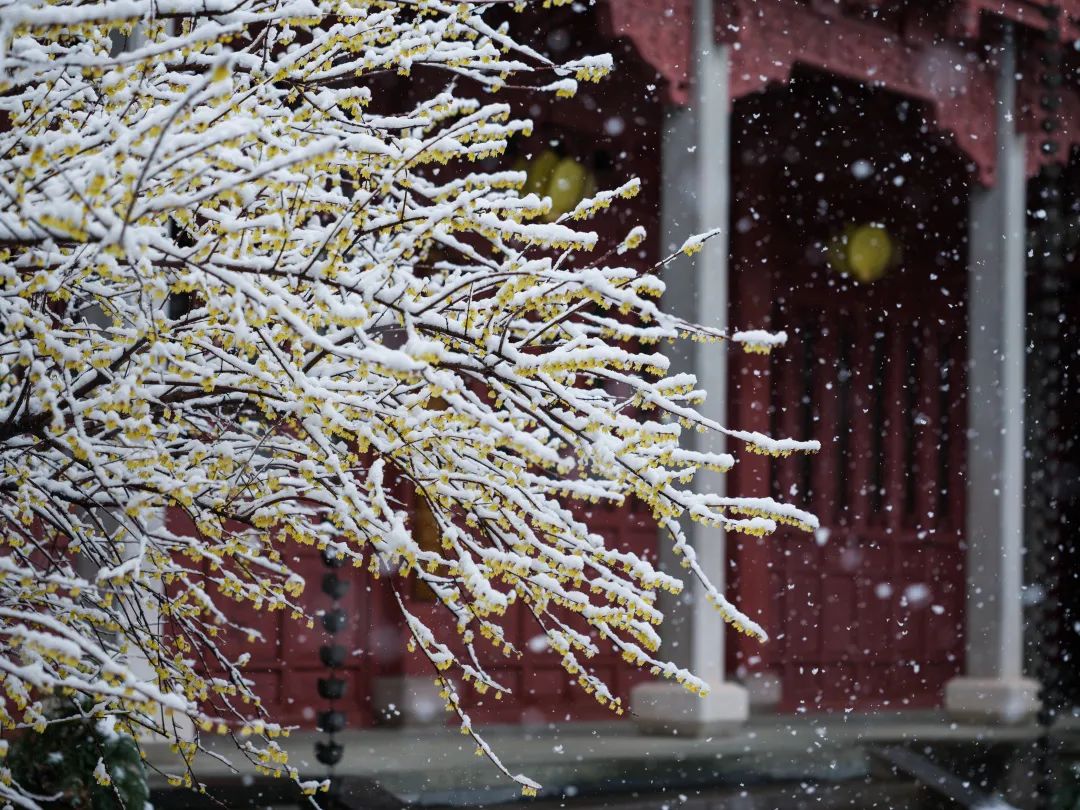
[631,681,749,736]
[944,676,1039,724]
[373,675,444,726]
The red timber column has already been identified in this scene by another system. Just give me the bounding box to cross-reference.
[727,158,782,710]
[630,0,751,734]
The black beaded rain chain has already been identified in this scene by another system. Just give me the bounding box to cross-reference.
[316,548,350,784]
[1029,5,1066,809]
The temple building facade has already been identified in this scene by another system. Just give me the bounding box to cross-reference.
[218,0,1080,732]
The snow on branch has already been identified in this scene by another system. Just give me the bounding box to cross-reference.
[0,0,817,804]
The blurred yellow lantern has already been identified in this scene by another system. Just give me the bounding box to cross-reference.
[827,222,897,284]
[524,149,560,197]
[545,157,589,221]
[517,150,594,222]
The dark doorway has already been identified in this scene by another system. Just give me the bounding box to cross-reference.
[729,72,970,711]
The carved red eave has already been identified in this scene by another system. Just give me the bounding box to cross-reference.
[598,0,1079,181]
[957,0,1080,177]
[599,0,693,105]
[716,0,1000,184]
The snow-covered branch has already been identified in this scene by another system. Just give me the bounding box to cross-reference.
[0,0,818,803]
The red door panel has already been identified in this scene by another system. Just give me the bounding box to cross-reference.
[728,90,969,711]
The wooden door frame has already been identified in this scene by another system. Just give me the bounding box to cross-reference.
[725,81,970,712]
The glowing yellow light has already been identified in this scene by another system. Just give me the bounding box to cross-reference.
[524,149,559,197]
[519,151,594,221]
[545,157,588,221]
[827,222,896,283]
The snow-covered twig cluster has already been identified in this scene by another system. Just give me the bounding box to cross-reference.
[0,0,818,803]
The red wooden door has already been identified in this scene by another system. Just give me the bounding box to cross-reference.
[398,496,659,725]
[196,546,385,729]
[169,496,396,731]
[766,287,967,711]
[728,82,969,711]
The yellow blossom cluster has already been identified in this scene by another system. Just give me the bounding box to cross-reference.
[0,0,818,802]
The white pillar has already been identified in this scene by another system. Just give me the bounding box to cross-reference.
[944,33,1038,724]
[631,0,748,734]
